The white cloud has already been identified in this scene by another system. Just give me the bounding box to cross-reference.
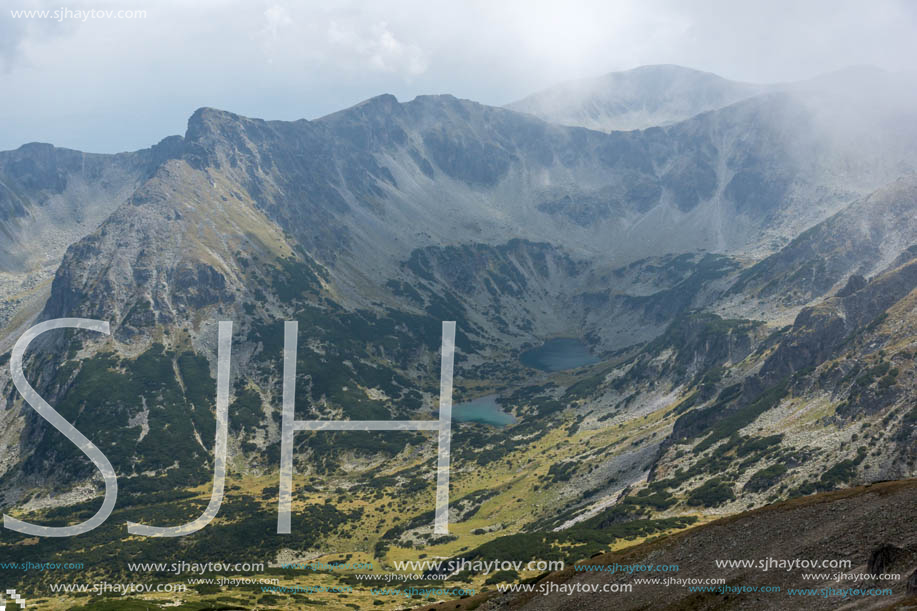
[1,0,915,151]
[326,20,427,76]
[262,4,293,40]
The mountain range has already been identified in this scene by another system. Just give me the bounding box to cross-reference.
[2,64,917,609]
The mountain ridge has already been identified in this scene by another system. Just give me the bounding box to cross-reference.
[506,64,768,132]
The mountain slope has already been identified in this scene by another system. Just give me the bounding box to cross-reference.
[728,178,917,309]
[0,138,182,348]
[421,480,917,611]
[42,86,917,338]
[4,76,917,509]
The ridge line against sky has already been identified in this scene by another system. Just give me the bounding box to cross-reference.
[2,0,916,153]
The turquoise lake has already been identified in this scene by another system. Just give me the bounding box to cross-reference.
[520,337,600,371]
[452,394,516,426]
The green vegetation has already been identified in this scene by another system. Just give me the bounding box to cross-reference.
[547,461,577,483]
[270,256,326,302]
[789,448,868,497]
[693,381,789,451]
[622,489,677,511]
[450,504,697,567]
[484,569,519,584]
[854,361,896,387]
[744,464,789,493]
[686,478,735,507]
[24,345,217,486]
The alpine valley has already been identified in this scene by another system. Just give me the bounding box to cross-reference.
[3,64,917,610]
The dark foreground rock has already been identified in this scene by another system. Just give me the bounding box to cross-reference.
[419,480,917,611]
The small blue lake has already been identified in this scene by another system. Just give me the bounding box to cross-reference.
[452,394,516,426]
[520,337,599,372]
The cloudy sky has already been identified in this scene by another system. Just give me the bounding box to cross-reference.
[2,0,916,152]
